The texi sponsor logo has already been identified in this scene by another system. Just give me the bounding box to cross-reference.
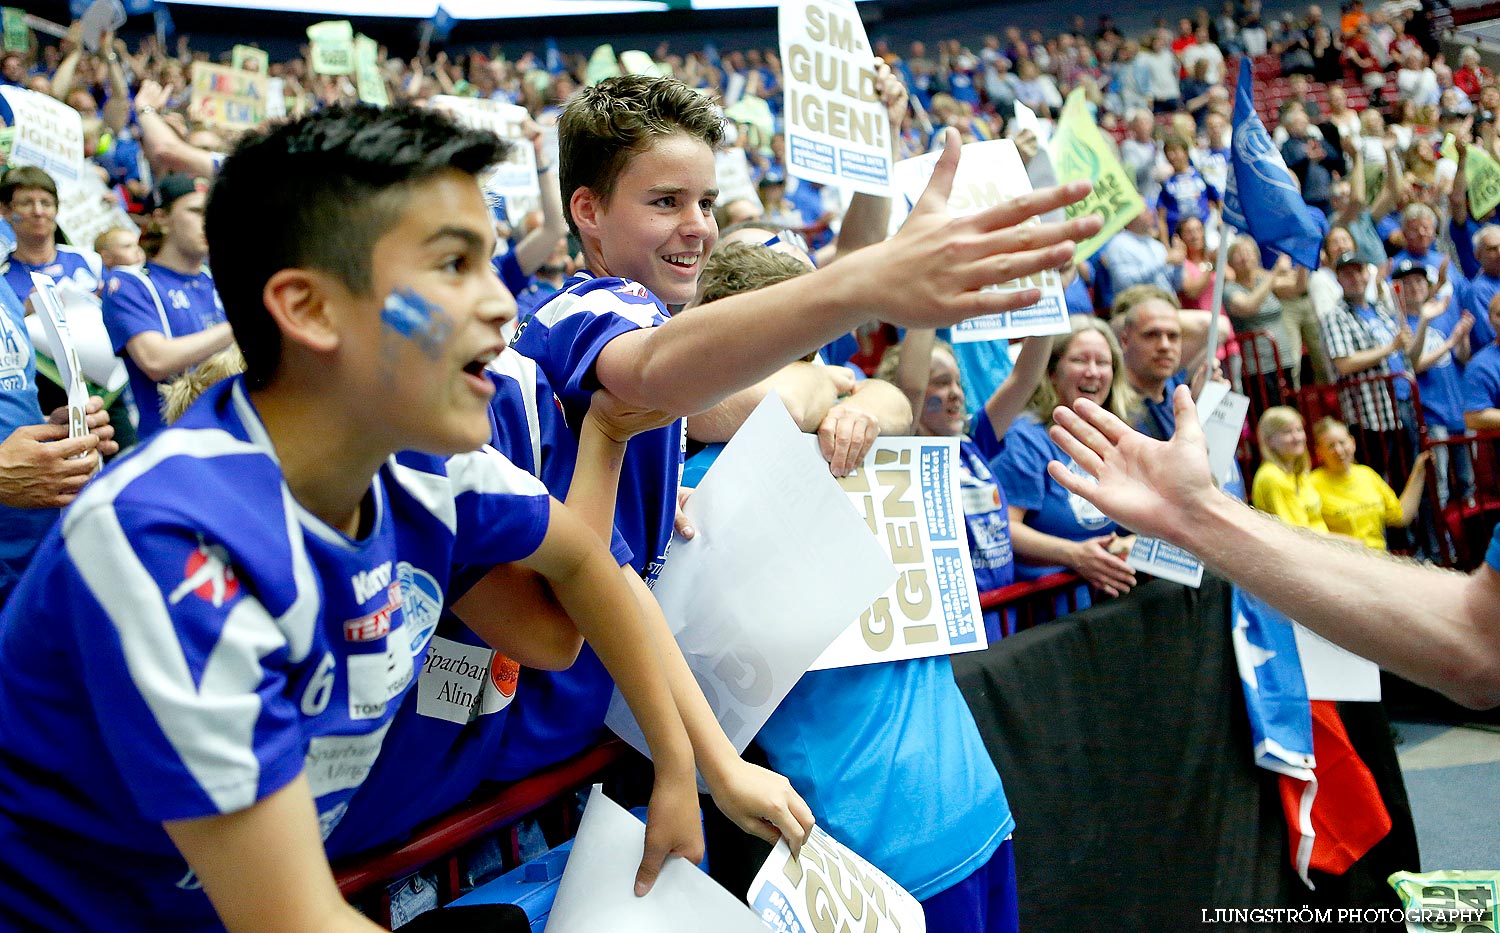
[343,583,401,643]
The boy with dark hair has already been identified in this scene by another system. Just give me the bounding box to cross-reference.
[0,104,700,933]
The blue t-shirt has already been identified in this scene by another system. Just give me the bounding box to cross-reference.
[1,244,104,304]
[685,434,1013,900]
[326,352,632,860]
[948,69,981,108]
[1463,344,1500,415]
[1407,312,1467,431]
[0,277,55,605]
[1157,169,1219,238]
[757,657,1012,901]
[102,263,227,440]
[1487,522,1500,573]
[959,436,1013,643]
[1458,272,1500,353]
[513,271,681,582]
[1064,272,1094,316]
[1136,372,1189,441]
[990,413,1119,582]
[0,376,551,931]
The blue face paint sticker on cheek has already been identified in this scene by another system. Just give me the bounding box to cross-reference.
[924,395,945,412]
[381,288,453,359]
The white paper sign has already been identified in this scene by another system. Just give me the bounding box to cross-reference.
[606,394,896,757]
[1197,380,1251,488]
[1127,380,1248,587]
[29,274,88,441]
[894,140,1068,343]
[1126,536,1205,587]
[428,96,541,215]
[56,171,132,254]
[0,87,84,183]
[811,435,987,670]
[25,277,122,390]
[1293,622,1381,702]
[78,0,124,54]
[778,0,892,196]
[747,825,926,933]
[716,148,759,211]
[546,787,771,933]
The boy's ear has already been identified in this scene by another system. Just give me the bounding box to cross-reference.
[262,268,341,356]
[570,186,603,238]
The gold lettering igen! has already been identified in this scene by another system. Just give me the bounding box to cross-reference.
[860,597,894,651]
[896,569,932,621]
[875,470,915,518]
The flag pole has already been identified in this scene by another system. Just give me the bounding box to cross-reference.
[1200,224,1233,399]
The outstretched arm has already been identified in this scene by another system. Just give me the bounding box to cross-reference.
[595,131,1100,416]
[517,501,700,895]
[1045,386,1500,709]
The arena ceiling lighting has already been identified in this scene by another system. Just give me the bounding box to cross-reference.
[160,0,670,15]
[159,0,440,13]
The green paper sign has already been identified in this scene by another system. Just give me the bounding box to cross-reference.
[307,20,354,76]
[1048,88,1146,263]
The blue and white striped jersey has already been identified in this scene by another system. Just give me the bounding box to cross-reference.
[0,375,550,931]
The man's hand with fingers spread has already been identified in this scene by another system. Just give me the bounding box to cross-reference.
[1045,385,1218,542]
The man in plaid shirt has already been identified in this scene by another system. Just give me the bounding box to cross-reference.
[1318,251,1415,480]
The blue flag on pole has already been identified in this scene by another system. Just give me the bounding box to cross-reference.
[429,4,456,44]
[152,5,174,44]
[1223,58,1324,270]
[545,38,565,75]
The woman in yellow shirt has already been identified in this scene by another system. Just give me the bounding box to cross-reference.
[1309,418,1430,550]
[1251,407,1328,531]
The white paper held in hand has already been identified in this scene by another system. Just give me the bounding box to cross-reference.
[747,824,926,933]
[29,273,90,448]
[1127,380,1248,587]
[605,392,896,759]
[544,786,769,933]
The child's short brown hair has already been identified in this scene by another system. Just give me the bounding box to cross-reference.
[559,75,724,237]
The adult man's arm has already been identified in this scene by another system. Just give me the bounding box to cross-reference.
[134,80,222,178]
[124,324,236,383]
[1465,408,1500,431]
[0,396,117,508]
[1330,331,1406,376]
[1046,386,1500,709]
